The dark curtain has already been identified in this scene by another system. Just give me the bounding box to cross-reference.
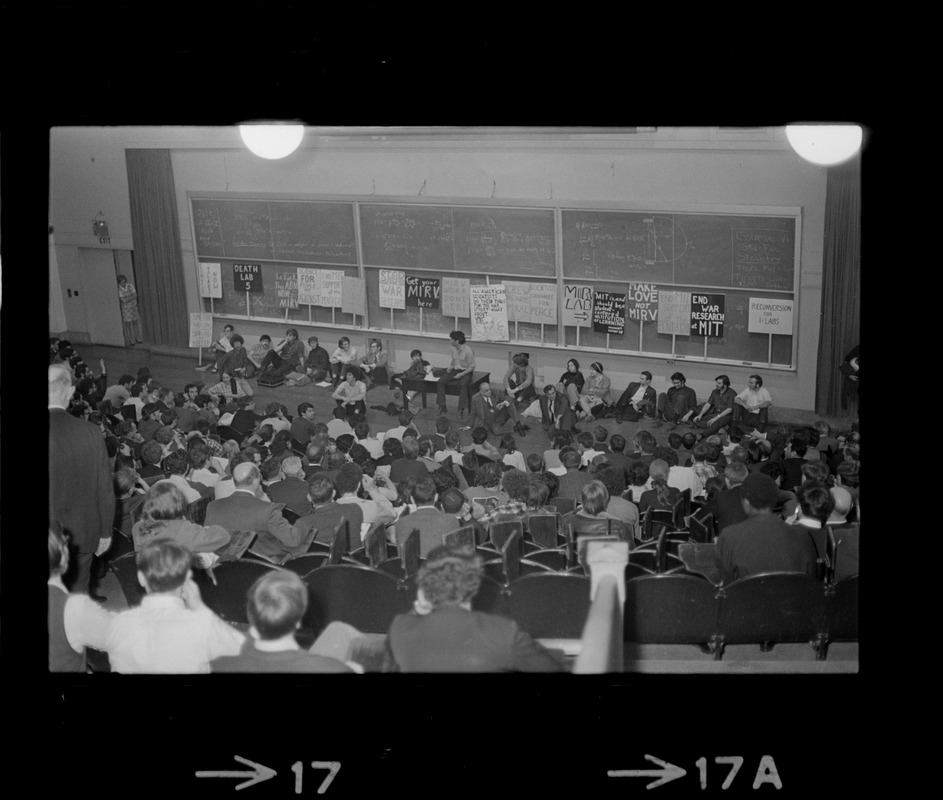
[815,154,860,416]
[126,149,189,348]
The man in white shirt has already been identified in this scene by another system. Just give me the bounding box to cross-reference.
[733,374,773,431]
[154,451,202,505]
[353,422,384,460]
[105,539,244,673]
[334,463,396,540]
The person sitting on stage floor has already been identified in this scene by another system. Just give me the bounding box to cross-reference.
[653,372,699,430]
[302,336,331,384]
[219,334,257,379]
[436,330,476,418]
[614,370,657,424]
[207,369,253,404]
[692,374,737,437]
[211,569,356,673]
[577,362,612,422]
[359,338,389,388]
[556,358,585,412]
[386,543,566,672]
[733,374,773,432]
[332,369,367,419]
[505,353,536,409]
[388,349,429,414]
[470,381,527,437]
[209,324,236,374]
[106,539,244,673]
[539,383,577,437]
[329,336,361,386]
[257,328,305,382]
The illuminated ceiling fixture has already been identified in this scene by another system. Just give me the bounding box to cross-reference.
[239,123,305,159]
[785,124,863,166]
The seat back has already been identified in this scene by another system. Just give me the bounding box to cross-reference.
[185,495,211,525]
[527,513,562,549]
[328,519,351,564]
[688,512,714,544]
[193,558,277,624]
[109,551,147,608]
[827,574,858,642]
[281,507,301,525]
[363,520,390,567]
[443,526,476,549]
[676,488,691,527]
[281,552,329,576]
[506,573,592,639]
[489,520,524,552]
[301,564,411,634]
[547,497,576,516]
[718,572,828,648]
[624,573,720,644]
[400,530,422,577]
[677,542,722,585]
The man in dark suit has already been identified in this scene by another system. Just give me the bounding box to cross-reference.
[781,438,808,492]
[229,397,263,440]
[614,370,657,424]
[706,462,750,533]
[389,437,430,486]
[539,384,576,437]
[204,462,306,562]
[556,448,594,502]
[265,456,314,518]
[49,364,115,597]
[387,544,565,672]
[714,473,817,584]
[470,382,525,437]
[293,475,364,549]
[390,477,458,557]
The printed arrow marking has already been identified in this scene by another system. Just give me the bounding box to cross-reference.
[608,754,687,789]
[196,755,277,790]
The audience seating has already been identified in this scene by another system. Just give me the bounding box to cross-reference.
[624,573,722,652]
[488,520,524,552]
[547,497,576,516]
[109,551,147,608]
[687,512,715,544]
[506,572,592,639]
[374,529,423,582]
[677,542,722,585]
[821,574,858,659]
[192,558,278,625]
[281,507,301,525]
[527,513,563,549]
[281,552,330,576]
[443,526,477,548]
[300,564,411,635]
[185,495,211,525]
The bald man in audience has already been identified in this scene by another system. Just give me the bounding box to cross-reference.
[205,462,306,562]
[49,364,115,598]
[265,456,314,518]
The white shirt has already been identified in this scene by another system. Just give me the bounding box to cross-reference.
[155,474,201,505]
[49,578,115,654]
[435,448,462,464]
[737,386,772,411]
[667,465,704,498]
[261,416,291,434]
[191,467,220,488]
[358,437,384,460]
[503,451,527,472]
[327,419,354,439]
[105,594,244,674]
[336,494,394,539]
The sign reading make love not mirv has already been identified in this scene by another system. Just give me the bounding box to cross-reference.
[233,263,263,293]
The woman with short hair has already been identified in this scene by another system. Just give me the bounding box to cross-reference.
[131,483,230,557]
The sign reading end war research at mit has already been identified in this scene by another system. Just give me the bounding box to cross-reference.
[690,293,726,337]
[189,313,214,348]
[748,297,794,333]
[233,263,262,293]
[593,291,626,335]
[379,269,406,310]
[198,262,222,299]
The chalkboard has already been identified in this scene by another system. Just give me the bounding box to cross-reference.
[202,260,361,327]
[562,210,796,291]
[359,204,555,276]
[191,198,357,265]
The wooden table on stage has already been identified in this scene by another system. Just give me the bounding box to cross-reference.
[400,371,491,411]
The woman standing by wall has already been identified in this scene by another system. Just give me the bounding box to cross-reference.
[117,274,142,346]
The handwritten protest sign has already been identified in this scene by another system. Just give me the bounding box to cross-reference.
[657,290,691,335]
[748,297,793,333]
[442,277,470,318]
[379,269,406,310]
[198,262,222,299]
[690,293,726,337]
[627,283,658,322]
[563,284,592,328]
[274,269,299,309]
[342,277,366,316]
[188,312,214,348]
[406,275,441,309]
[592,291,626,335]
[470,284,509,341]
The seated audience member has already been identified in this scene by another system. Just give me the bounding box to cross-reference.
[637,459,681,514]
[781,461,832,518]
[576,361,611,421]
[499,433,527,472]
[477,470,531,527]
[257,328,306,382]
[525,453,545,474]
[785,481,835,561]
[265,455,314,518]
[386,544,566,672]
[759,461,797,512]
[390,436,430,486]
[302,336,331,384]
[138,441,166,480]
[815,420,841,458]
[208,370,254,404]
[329,336,361,386]
[435,430,463,465]
[733,374,772,431]
[462,427,502,463]
[211,570,356,673]
[391,477,457,556]
[597,466,638,538]
[389,348,429,414]
[614,370,657,424]
[205,462,305,561]
[574,480,619,522]
[705,462,750,533]
[827,486,859,579]
[714,473,818,584]
[112,468,148,539]
[332,369,368,419]
[417,438,439,473]
[359,338,389,388]
[334,462,397,539]
[49,525,115,672]
[327,406,355,440]
[354,422,384,460]
[781,438,809,493]
[103,374,135,408]
[439,487,486,544]
[105,539,244,673]
[188,443,221,490]
[556,448,593,502]
[294,475,364,549]
[464,462,510,518]
[154,451,202,505]
[131,483,231,555]
[625,461,651,504]
[577,430,604,468]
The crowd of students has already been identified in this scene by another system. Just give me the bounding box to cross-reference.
[48,334,860,673]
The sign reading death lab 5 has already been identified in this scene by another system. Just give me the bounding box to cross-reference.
[233,263,262,293]
[690,293,725,337]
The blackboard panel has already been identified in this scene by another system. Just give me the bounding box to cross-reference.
[452,208,556,277]
[202,260,359,325]
[562,209,796,291]
[191,198,358,264]
[359,205,455,270]
[269,202,358,264]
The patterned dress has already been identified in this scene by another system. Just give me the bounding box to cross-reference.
[118,281,139,322]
